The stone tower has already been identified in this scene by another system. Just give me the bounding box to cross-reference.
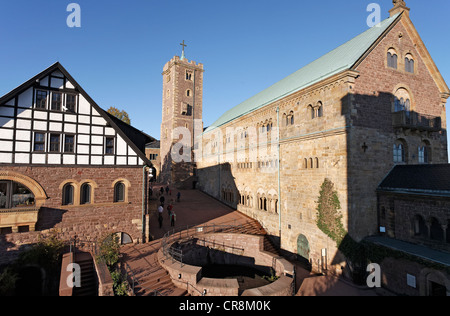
[160,42,204,186]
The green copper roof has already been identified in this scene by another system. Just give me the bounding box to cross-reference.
[205,14,400,133]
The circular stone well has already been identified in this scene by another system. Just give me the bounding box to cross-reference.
[158,233,295,296]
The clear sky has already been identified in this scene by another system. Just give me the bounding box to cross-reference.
[0,0,449,158]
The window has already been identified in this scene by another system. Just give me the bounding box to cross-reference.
[418,142,431,164]
[36,90,48,109]
[308,105,315,119]
[51,92,62,111]
[62,183,74,206]
[186,71,193,81]
[317,102,323,118]
[66,94,77,112]
[393,141,406,163]
[0,181,35,209]
[34,133,45,152]
[114,182,125,202]
[413,215,427,237]
[394,88,412,113]
[49,134,60,152]
[430,218,444,241]
[105,137,115,155]
[80,183,91,205]
[186,89,191,97]
[181,103,192,116]
[394,97,411,113]
[387,49,398,69]
[405,55,414,73]
[64,135,75,153]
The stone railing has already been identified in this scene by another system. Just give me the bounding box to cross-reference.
[392,111,441,132]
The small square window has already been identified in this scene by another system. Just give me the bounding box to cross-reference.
[49,134,60,152]
[51,92,62,111]
[36,90,48,109]
[34,133,45,152]
[64,135,75,153]
[66,94,77,112]
[105,137,115,155]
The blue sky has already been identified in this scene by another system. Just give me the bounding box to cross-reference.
[0,0,449,158]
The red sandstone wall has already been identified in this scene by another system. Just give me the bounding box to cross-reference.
[0,166,146,265]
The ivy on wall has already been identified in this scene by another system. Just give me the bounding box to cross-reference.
[316,178,346,246]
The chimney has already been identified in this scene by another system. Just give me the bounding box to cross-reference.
[389,0,410,17]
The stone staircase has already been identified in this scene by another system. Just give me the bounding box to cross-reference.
[121,241,188,296]
[120,219,281,296]
[73,252,98,296]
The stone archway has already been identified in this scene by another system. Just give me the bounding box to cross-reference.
[297,234,310,261]
[0,170,47,208]
[0,171,47,232]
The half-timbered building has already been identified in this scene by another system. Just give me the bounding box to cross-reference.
[0,62,154,264]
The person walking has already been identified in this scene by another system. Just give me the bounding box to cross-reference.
[157,204,164,228]
[170,211,176,227]
[176,191,181,202]
[165,186,170,195]
[159,195,165,207]
[167,202,173,219]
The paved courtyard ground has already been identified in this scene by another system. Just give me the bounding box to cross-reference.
[121,185,383,296]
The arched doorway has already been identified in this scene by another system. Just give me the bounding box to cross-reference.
[297,234,310,261]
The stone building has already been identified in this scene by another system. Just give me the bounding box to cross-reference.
[372,164,450,295]
[191,0,449,281]
[0,62,155,265]
[159,43,204,187]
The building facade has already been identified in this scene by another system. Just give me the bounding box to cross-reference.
[193,1,449,278]
[0,63,154,265]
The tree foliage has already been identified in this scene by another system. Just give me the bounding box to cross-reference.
[107,107,131,125]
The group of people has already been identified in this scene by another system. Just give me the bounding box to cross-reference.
[155,185,181,229]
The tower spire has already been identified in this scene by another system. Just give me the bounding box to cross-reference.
[180,40,187,60]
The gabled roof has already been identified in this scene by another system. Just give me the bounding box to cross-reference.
[0,62,154,167]
[378,164,450,197]
[204,13,401,133]
[105,112,156,154]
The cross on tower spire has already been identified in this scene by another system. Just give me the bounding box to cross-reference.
[180,40,187,60]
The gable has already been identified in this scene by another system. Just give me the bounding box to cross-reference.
[352,13,446,122]
[204,14,401,133]
[0,63,153,167]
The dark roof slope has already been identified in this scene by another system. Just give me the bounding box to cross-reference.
[105,112,156,153]
[378,164,450,196]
